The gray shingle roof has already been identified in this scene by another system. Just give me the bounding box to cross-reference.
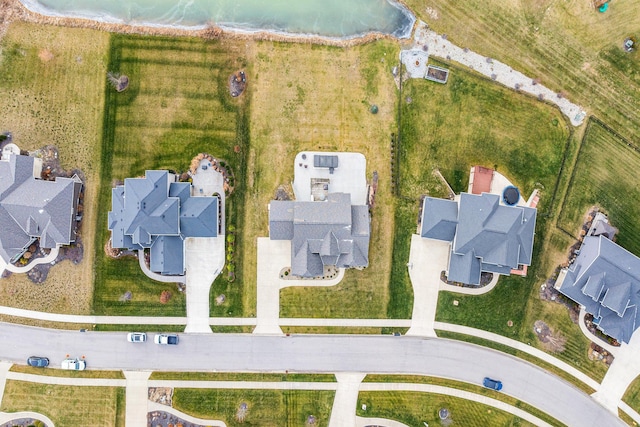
[421,192,537,285]
[269,192,370,277]
[421,197,458,241]
[558,235,640,343]
[0,154,82,263]
[108,170,218,276]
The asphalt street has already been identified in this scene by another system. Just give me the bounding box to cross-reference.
[0,322,624,427]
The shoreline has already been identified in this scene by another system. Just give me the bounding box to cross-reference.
[1,0,417,47]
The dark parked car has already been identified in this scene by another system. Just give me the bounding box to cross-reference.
[27,356,49,368]
[483,377,503,391]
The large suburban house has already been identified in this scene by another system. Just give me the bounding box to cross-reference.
[420,192,537,286]
[0,150,83,264]
[108,170,219,276]
[268,152,371,278]
[556,215,640,344]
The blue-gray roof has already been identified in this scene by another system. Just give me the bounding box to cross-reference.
[421,192,537,285]
[108,170,219,276]
[0,154,82,263]
[150,236,185,275]
[558,235,640,343]
[421,197,458,241]
[269,192,370,277]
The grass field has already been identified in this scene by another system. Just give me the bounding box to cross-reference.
[150,372,335,381]
[558,119,640,255]
[399,60,569,199]
[173,388,334,427]
[0,382,124,426]
[9,365,124,379]
[404,0,640,143]
[93,34,250,316]
[244,40,399,319]
[363,375,562,426]
[0,22,109,314]
[357,391,537,427]
[623,374,640,412]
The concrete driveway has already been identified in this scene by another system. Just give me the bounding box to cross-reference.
[406,234,449,337]
[184,236,225,333]
[254,237,345,334]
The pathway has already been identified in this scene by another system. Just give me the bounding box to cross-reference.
[578,307,619,356]
[148,401,227,427]
[413,21,586,126]
[439,271,500,295]
[124,371,151,427]
[593,327,640,414]
[137,250,186,284]
[406,234,448,337]
[0,411,55,427]
[329,373,366,427]
[355,417,409,427]
[3,247,59,274]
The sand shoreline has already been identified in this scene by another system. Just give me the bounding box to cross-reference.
[1,0,417,47]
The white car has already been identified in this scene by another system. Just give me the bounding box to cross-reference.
[127,332,147,343]
[154,334,179,345]
[61,358,86,371]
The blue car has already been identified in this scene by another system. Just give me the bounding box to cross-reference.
[27,356,49,368]
[483,377,503,391]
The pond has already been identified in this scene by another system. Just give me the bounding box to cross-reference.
[19,0,416,39]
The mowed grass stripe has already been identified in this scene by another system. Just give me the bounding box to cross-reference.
[93,33,248,316]
[558,120,640,255]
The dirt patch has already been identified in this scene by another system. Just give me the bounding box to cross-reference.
[534,320,567,353]
[229,70,247,97]
[149,387,173,406]
[38,48,54,62]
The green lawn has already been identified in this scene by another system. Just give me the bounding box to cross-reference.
[93,34,250,316]
[399,60,569,200]
[173,389,334,427]
[623,374,640,412]
[0,382,124,427]
[403,0,640,143]
[150,372,335,382]
[363,375,562,426]
[357,391,538,427]
[558,119,640,255]
[250,41,399,320]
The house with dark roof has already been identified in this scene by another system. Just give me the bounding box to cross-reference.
[269,193,370,277]
[420,192,537,285]
[0,152,82,264]
[108,170,218,276]
[556,218,640,343]
[269,152,370,278]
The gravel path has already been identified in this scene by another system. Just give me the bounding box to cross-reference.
[413,21,586,126]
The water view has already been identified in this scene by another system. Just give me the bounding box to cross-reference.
[20,0,416,39]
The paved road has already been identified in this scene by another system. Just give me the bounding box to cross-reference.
[0,323,623,427]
